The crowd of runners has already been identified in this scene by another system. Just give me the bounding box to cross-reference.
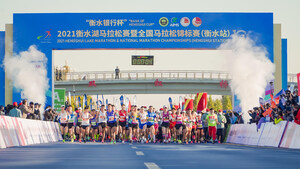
[58,104,227,144]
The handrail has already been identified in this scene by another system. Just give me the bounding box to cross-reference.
[55,70,298,82]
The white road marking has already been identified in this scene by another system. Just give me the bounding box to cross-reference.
[132,146,137,149]
[144,162,161,169]
[136,151,144,155]
[129,143,133,145]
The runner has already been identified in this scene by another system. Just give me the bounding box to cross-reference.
[202,108,210,143]
[217,110,227,144]
[175,108,183,144]
[182,111,187,144]
[90,109,98,142]
[138,106,148,143]
[128,105,139,143]
[205,108,218,144]
[67,105,76,142]
[191,111,197,143]
[58,105,68,143]
[98,105,107,143]
[118,104,127,143]
[75,107,83,141]
[147,106,156,143]
[196,111,204,143]
[185,109,193,144]
[80,106,92,143]
[169,108,177,143]
[107,104,117,144]
[161,106,170,143]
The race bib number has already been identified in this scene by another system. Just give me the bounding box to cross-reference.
[132,119,137,123]
[61,118,67,121]
[91,122,97,126]
[109,116,114,121]
[100,116,105,120]
[120,116,126,120]
[78,119,83,122]
[69,119,74,123]
[148,117,154,121]
[198,124,203,128]
[141,119,147,123]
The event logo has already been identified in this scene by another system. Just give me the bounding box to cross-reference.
[180,17,190,27]
[37,30,52,43]
[170,17,179,27]
[192,17,202,27]
[159,17,169,27]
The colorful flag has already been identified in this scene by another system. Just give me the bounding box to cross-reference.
[90,98,92,110]
[197,93,207,112]
[128,100,132,112]
[78,96,81,107]
[289,84,295,93]
[120,95,124,105]
[263,108,272,117]
[168,97,173,109]
[264,94,271,102]
[179,96,183,110]
[274,89,286,99]
[183,99,190,110]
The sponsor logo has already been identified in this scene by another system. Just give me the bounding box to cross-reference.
[180,17,190,27]
[159,17,169,27]
[170,17,179,27]
[192,17,202,27]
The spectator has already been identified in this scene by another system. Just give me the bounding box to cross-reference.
[274,112,284,124]
[229,111,237,124]
[34,103,41,120]
[0,106,4,115]
[44,106,56,121]
[9,102,22,118]
[19,100,34,119]
[115,66,120,79]
[294,108,300,125]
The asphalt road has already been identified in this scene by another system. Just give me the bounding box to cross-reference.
[0,142,299,169]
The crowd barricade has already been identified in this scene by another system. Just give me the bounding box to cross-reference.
[226,123,265,146]
[280,122,300,149]
[0,115,62,149]
[227,121,300,149]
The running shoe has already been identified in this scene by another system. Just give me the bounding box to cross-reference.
[93,139,96,143]
[114,141,116,144]
[122,140,125,144]
[79,139,82,143]
[84,139,86,143]
[218,141,221,144]
[110,141,113,144]
[62,139,65,143]
[71,138,74,143]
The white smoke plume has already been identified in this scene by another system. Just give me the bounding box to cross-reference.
[4,45,49,106]
[219,33,275,122]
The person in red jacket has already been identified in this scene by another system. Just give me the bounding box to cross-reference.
[294,109,300,125]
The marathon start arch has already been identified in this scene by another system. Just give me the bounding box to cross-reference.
[4,13,284,106]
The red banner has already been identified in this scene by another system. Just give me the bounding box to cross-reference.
[297,73,300,96]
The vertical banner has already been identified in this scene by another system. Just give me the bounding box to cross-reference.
[54,88,66,110]
[297,73,300,104]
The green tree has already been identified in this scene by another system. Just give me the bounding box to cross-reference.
[207,95,214,109]
[214,99,223,111]
[222,95,232,111]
